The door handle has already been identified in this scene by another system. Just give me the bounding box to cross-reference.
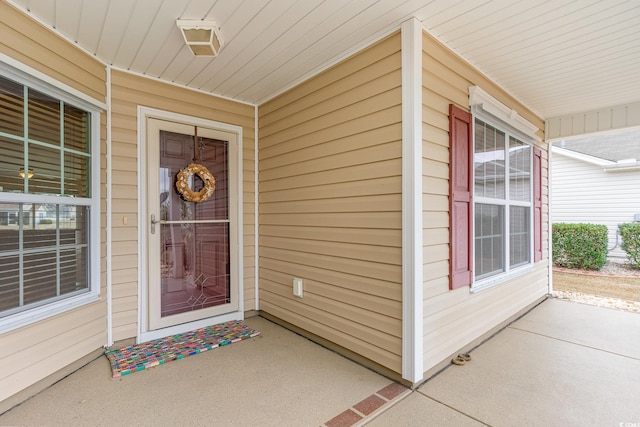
[151,214,158,234]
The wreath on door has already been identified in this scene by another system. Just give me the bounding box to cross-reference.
[175,163,216,203]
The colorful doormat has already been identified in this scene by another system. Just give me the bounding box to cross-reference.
[105,320,260,378]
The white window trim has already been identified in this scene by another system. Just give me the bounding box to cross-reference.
[0,59,102,334]
[470,105,535,293]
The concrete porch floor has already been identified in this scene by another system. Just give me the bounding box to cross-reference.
[1,298,639,426]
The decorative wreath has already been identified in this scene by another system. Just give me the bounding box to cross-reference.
[175,163,216,203]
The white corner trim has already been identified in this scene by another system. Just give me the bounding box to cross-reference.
[401,17,423,384]
[548,146,553,294]
[105,65,113,347]
[236,129,245,316]
[469,86,540,142]
[254,106,260,311]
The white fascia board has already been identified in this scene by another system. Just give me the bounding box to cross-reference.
[602,162,640,172]
[552,146,613,167]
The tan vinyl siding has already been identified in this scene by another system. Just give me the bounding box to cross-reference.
[0,303,105,383]
[258,32,403,373]
[421,31,549,373]
[110,70,256,340]
[0,2,107,403]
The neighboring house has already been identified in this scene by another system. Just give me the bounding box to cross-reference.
[0,2,550,407]
[34,205,54,225]
[552,131,640,258]
[0,204,31,226]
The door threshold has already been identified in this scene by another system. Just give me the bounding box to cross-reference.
[139,311,243,343]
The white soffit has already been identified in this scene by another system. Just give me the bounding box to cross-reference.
[6,0,640,120]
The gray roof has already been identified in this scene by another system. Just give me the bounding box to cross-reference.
[553,129,640,162]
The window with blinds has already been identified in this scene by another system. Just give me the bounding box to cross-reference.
[0,74,93,318]
[449,98,542,292]
[473,117,533,285]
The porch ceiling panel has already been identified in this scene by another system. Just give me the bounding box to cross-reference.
[8,0,640,120]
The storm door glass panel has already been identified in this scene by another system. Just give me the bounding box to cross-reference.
[159,131,229,318]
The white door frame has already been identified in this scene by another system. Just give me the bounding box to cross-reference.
[137,106,244,343]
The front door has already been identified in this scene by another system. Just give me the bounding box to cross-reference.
[146,118,239,330]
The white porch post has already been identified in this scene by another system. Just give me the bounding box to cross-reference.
[401,17,424,383]
[545,122,553,294]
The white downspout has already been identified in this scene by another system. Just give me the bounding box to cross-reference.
[254,105,260,311]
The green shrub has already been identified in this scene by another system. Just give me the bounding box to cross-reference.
[619,222,640,268]
[552,223,608,270]
[38,218,53,224]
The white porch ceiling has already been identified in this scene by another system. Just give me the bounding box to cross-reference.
[7,0,640,120]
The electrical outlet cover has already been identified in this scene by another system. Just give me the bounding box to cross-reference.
[293,277,303,297]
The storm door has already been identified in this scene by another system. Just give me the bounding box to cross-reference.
[146,118,238,330]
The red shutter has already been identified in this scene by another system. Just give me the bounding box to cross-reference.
[449,104,473,289]
[533,147,543,262]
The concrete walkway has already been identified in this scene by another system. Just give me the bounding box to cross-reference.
[369,298,640,426]
[1,298,639,426]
